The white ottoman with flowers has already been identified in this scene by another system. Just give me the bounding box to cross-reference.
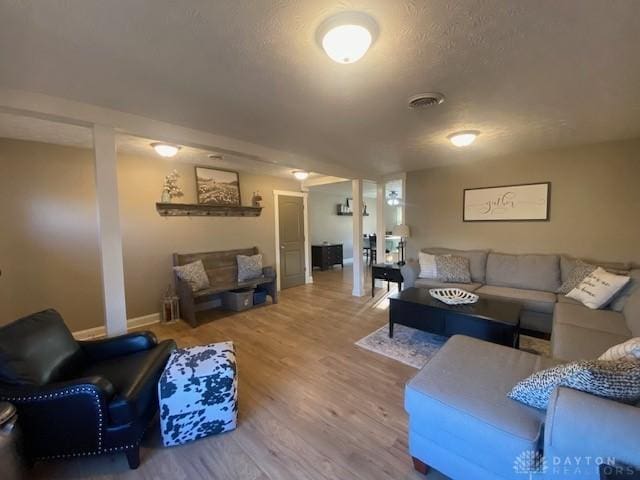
[158,342,237,446]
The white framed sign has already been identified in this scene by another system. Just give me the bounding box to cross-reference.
[463,182,550,222]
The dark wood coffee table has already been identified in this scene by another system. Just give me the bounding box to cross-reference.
[388,287,522,348]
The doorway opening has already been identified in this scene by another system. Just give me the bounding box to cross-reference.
[307,180,378,287]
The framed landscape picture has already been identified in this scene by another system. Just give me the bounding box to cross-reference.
[463,182,550,222]
[195,167,241,206]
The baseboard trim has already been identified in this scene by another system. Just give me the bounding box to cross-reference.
[72,312,163,340]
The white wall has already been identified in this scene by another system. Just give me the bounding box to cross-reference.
[308,191,376,260]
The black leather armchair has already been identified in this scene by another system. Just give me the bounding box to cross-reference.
[0,309,176,469]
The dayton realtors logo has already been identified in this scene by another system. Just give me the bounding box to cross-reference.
[514,450,620,478]
[513,450,547,479]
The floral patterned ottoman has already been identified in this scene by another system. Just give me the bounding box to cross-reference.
[158,342,237,447]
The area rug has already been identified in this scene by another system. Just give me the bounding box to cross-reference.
[355,324,551,369]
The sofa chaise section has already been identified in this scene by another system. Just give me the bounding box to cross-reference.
[405,335,557,480]
[405,334,640,480]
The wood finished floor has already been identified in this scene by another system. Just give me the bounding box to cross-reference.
[33,266,447,480]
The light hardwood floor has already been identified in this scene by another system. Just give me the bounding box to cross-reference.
[33,266,446,480]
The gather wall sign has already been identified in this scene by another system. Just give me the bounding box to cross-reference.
[462,182,550,222]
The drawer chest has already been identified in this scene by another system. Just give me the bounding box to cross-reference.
[312,244,343,271]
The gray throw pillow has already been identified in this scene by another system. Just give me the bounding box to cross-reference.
[237,254,263,282]
[173,260,210,292]
[557,260,597,294]
[508,359,640,410]
[435,255,471,284]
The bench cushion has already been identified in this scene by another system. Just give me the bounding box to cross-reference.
[476,285,556,314]
[405,335,558,479]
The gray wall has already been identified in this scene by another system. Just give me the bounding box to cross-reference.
[405,138,640,265]
[0,138,300,331]
[308,191,377,260]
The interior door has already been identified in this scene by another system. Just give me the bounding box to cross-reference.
[278,195,306,289]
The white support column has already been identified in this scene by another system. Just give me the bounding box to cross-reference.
[376,181,386,264]
[352,179,365,297]
[93,124,127,336]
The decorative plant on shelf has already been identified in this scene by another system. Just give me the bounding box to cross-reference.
[252,191,263,207]
[161,169,184,203]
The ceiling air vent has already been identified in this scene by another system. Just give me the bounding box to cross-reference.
[408,92,445,109]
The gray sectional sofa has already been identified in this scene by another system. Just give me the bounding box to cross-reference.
[401,248,640,479]
[401,248,640,359]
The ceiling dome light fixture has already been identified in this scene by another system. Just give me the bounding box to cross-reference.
[292,170,310,181]
[448,131,480,147]
[151,142,181,157]
[387,190,401,206]
[317,12,378,64]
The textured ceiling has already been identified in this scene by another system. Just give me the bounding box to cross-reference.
[1,0,639,175]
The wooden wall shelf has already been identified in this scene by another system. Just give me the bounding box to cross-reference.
[156,203,262,217]
[336,204,369,216]
[336,211,369,217]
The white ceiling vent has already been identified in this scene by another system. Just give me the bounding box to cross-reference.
[408,92,445,109]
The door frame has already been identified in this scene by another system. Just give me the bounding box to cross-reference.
[273,190,312,291]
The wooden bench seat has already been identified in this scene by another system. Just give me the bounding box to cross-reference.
[173,247,277,327]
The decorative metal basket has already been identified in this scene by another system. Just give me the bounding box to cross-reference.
[429,288,479,305]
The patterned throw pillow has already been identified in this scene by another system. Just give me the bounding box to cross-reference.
[599,338,640,361]
[237,254,263,282]
[508,359,640,410]
[557,260,597,294]
[173,260,210,292]
[566,267,631,309]
[435,255,471,284]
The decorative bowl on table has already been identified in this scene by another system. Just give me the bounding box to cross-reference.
[429,288,479,305]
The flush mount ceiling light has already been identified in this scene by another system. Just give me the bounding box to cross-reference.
[292,170,310,180]
[387,190,401,206]
[151,142,181,157]
[448,131,480,147]
[317,12,378,64]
